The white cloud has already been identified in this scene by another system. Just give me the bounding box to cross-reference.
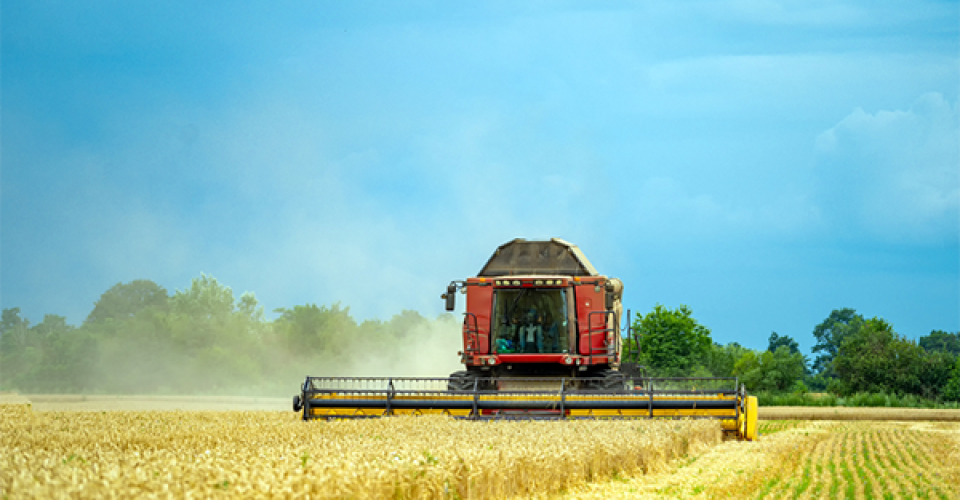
[815,92,959,242]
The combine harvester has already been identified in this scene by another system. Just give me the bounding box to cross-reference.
[293,239,758,440]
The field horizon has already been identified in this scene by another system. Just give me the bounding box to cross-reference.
[5,393,960,421]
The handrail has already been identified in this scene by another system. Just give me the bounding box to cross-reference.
[462,312,481,354]
[585,310,616,365]
[623,308,644,376]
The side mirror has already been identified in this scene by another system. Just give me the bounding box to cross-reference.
[443,284,457,311]
[604,280,619,310]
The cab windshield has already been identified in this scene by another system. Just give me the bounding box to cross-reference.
[491,288,569,354]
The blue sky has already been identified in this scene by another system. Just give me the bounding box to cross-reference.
[2,1,958,355]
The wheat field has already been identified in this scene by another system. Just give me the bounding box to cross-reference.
[0,403,719,498]
[5,400,958,499]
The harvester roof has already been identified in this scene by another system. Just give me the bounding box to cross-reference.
[478,238,599,277]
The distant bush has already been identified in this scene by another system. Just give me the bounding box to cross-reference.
[756,391,837,407]
[756,390,960,409]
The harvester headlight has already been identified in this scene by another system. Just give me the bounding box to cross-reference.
[512,280,521,286]
[563,356,572,365]
[487,357,497,365]
[535,280,543,285]
[495,280,502,285]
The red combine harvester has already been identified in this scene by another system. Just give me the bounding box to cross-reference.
[442,238,630,391]
[294,238,759,440]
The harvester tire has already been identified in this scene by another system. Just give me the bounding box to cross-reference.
[293,395,302,412]
[447,370,492,392]
[447,371,472,391]
[592,369,628,391]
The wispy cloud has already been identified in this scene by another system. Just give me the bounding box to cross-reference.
[815,92,959,243]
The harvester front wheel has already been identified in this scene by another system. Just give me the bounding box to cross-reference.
[590,369,627,391]
[447,370,480,391]
[447,370,493,391]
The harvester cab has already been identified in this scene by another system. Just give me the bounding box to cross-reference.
[294,238,759,441]
[441,238,627,391]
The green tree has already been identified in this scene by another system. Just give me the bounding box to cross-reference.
[2,308,31,339]
[918,350,956,400]
[767,332,810,375]
[811,308,864,377]
[733,346,806,392]
[943,357,960,402]
[31,314,72,339]
[92,307,179,394]
[87,274,266,394]
[703,342,750,378]
[168,274,251,352]
[237,292,265,324]
[171,274,235,320]
[86,280,169,324]
[767,332,800,354]
[1,314,97,393]
[832,317,930,396]
[1,308,32,353]
[0,308,35,391]
[37,316,98,392]
[273,303,357,357]
[384,310,429,340]
[167,275,265,391]
[632,305,712,377]
[919,330,960,357]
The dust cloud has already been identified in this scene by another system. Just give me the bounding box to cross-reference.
[332,319,464,379]
[1,309,469,400]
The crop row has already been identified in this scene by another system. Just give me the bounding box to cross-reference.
[562,420,960,499]
[759,422,959,499]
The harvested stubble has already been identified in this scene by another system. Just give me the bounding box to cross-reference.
[0,403,720,498]
[559,420,960,499]
[757,420,805,435]
[760,406,960,421]
[757,421,960,499]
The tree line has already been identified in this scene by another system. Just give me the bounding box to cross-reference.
[2,275,958,402]
[628,305,960,402]
[0,275,459,395]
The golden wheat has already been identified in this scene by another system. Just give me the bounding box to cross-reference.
[0,403,720,499]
